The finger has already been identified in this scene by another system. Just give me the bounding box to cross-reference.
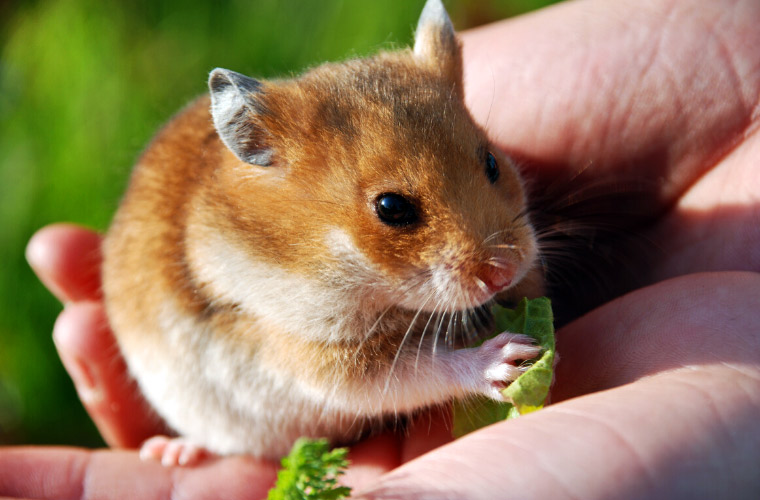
[648,130,760,282]
[333,404,460,491]
[26,223,103,303]
[355,360,760,500]
[53,302,166,448]
[342,431,402,492]
[400,406,454,464]
[0,447,278,500]
[460,0,760,207]
[552,271,760,401]
[342,407,457,491]
[354,272,760,498]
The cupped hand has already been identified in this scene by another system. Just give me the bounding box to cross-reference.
[17,229,760,500]
[24,225,163,450]
[361,0,760,498]
[359,272,760,500]
[5,0,760,498]
[19,224,414,496]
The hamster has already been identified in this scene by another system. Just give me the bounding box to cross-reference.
[102,0,544,464]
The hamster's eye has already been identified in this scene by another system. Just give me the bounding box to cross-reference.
[485,151,499,184]
[375,193,418,226]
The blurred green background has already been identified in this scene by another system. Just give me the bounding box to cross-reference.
[0,0,561,447]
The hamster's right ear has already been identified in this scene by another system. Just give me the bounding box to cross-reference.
[414,0,461,86]
[208,68,273,167]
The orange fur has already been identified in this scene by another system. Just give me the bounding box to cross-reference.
[102,0,543,460]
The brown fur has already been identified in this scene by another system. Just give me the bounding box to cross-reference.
[102,0,543,459]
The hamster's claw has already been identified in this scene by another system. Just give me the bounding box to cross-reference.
[478,332,542,400]
[139,435,212,467]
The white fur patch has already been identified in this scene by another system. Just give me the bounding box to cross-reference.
[123,298,346,458]
[184,224,384,344]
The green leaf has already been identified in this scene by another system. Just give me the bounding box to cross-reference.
[267,438,352,500]
[452,297,555,437]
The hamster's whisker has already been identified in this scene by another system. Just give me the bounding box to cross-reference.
[431,305,450,359]
[416,298,444,374]
[472,303,494,341]
[448,293,466,347]
[484,257,511,270]
[473,276,489,296]
[352,271,432,376]
[459,308,474,346]
[457,287,477,344]
[532,219,616,239]
[443,310,454,349]
[465,306,485,344]
[347,301,397,376]
[444,309,457,348]
[485,63,496,130]
[362,302,396,340]
[536,247,584,260]
[381,292,432,400]
[511,205,534,225]
[488,243,518,251]
[482,227,516,245]
[455,309,468,346]
[482,230,505,245]
[447,309,461,348]
[397,269,433,302]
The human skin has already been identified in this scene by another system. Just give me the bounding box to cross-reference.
[5,0,760,498]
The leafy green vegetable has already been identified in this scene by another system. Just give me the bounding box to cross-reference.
[267,299,554,498]
[452,297,555,437]
[268,438,352,500]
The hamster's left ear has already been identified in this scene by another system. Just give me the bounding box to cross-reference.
[413,0,462,89]
[208,68,274,167]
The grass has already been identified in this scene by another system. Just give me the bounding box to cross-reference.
[0,0,561,447]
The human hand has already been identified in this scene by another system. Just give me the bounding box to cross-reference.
[16,223,431,497]
[23,224,165,450]
[5,0,760,498]
[462,0,760,321]
[358,0,760,498]
[14,234,760,499]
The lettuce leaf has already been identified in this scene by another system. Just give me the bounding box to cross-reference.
[452,297,555,437]
[267,438,351,500]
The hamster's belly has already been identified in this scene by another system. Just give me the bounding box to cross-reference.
[112,299,368,459]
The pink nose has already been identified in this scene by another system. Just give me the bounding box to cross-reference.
[477,264,514,294]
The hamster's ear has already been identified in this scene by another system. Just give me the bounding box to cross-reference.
[208,68,273,166]
[413,0,462,86]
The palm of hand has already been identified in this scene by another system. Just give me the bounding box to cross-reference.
[7,0,760,499]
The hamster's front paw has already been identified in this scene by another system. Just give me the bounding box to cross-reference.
[139,435,214,467]
[477,333,541,400]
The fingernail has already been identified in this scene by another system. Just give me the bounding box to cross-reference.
[58,351,103,406]
[53,316,103,405]
[26,235,70,304]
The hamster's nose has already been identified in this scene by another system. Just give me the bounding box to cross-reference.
[476,263,514,294]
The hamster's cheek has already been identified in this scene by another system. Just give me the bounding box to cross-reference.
[322,227,394,294]
[323,226,434,306]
